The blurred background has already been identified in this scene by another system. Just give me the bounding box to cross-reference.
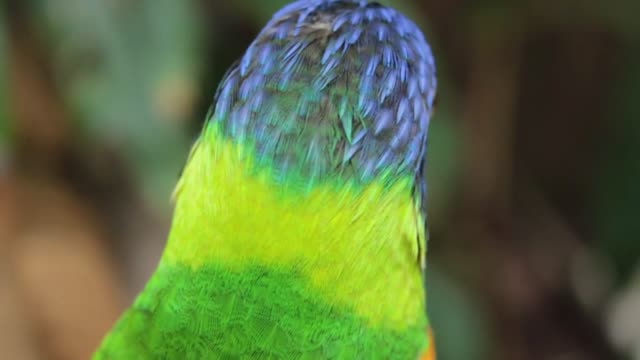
[0,0,638,359]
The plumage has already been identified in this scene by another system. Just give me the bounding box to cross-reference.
[94,0,437,358]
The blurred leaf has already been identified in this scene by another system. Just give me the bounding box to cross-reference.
[428,266,492,360]
[31,0,203,208]
[227,0,291,24]
[426,75,460,228]
[596,42,640,282]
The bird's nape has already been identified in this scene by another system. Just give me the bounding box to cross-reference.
[94,1,437,358]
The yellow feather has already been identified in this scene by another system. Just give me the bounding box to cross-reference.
[164,125,426,331]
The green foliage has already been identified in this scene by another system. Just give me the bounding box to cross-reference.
[228,0,292,24]
[31,0,203,207]
[427,267,491,360]
[597,44,640,282]
[426,71,460,227]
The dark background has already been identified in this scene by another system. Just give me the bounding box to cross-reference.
[1,1,638,359]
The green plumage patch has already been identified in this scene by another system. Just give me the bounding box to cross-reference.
[95,264,427,359]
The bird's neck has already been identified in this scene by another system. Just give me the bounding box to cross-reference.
[94,0,439,355]
[164,124,427,330]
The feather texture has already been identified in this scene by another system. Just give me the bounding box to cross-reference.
[211,0,436,188]
[94,1,437,358]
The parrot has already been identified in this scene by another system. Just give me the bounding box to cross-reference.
[94,0,437,358]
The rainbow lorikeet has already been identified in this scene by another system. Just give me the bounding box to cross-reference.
[94,0,437,358]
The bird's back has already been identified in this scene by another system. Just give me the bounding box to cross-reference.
[94,1,437,358]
